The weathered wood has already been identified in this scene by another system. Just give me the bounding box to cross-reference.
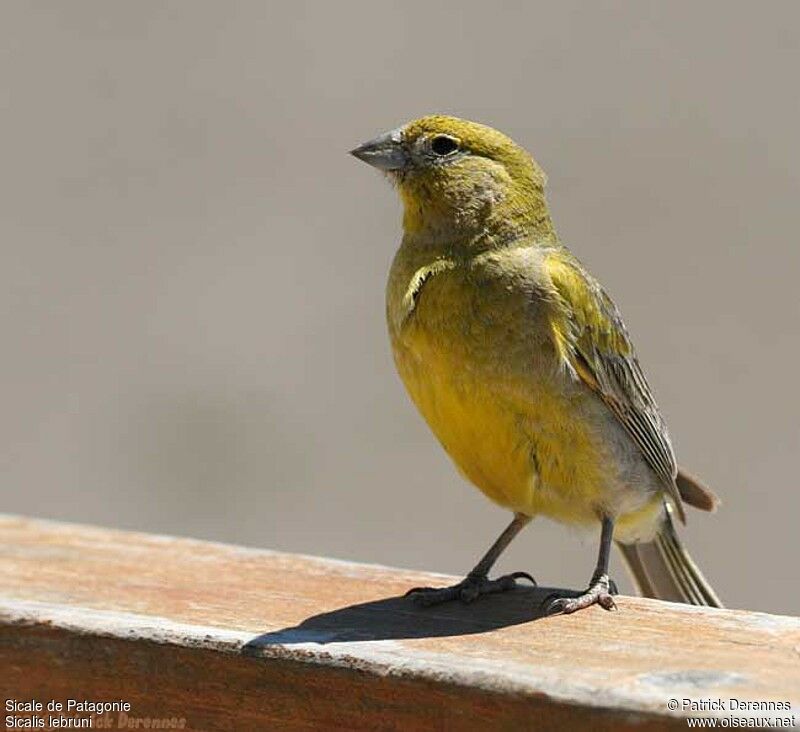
[1,515,798,731]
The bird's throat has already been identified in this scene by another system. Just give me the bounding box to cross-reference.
[398,175,555,254]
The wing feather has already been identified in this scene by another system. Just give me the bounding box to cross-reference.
[545,250,686,522]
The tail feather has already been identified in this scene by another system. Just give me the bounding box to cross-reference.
[676,469,720,512]
[617,504,723,607]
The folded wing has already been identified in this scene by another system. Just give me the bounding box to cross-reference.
[545,249,686,522]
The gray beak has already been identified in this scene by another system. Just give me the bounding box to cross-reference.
[350,127,408,171]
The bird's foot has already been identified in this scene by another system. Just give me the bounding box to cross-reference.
[543,574,618,615]
[406,571,536,607]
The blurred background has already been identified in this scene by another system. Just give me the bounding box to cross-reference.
[1,2,798,615]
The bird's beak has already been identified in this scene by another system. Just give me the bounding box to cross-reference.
[350,127,408,171]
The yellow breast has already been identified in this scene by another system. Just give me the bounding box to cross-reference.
[388,253,610,524]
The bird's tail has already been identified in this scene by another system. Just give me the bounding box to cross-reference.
[616,504,723,607]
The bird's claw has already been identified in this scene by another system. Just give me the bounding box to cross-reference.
[542,574,618,615]
[406,570,536,607]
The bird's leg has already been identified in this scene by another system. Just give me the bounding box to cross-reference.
[544,515,618,615]
[406,513,536,607]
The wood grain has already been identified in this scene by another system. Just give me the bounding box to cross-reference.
[1,515,798,731]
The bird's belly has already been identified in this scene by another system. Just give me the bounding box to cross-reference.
[393,334,623,524]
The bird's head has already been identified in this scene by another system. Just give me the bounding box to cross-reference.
[351,115,552,245]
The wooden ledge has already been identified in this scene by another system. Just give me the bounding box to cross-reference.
[1,515,798,731]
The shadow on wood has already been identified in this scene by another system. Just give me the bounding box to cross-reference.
[244,586,572,648]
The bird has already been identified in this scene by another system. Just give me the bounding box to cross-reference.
[351,115,722,614]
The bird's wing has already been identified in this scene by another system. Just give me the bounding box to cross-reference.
[544,249,685,522]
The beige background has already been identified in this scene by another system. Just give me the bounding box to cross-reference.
[1,2,798,615]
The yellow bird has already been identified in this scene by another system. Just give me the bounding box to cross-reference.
[351,115,721,614]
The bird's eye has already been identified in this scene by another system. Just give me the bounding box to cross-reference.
[430,135,459,156]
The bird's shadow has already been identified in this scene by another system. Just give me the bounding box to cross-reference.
[244,585,575,651]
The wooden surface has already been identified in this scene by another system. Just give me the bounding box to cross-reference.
[1,515,798,731]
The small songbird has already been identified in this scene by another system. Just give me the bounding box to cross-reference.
[351,116,721,614]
